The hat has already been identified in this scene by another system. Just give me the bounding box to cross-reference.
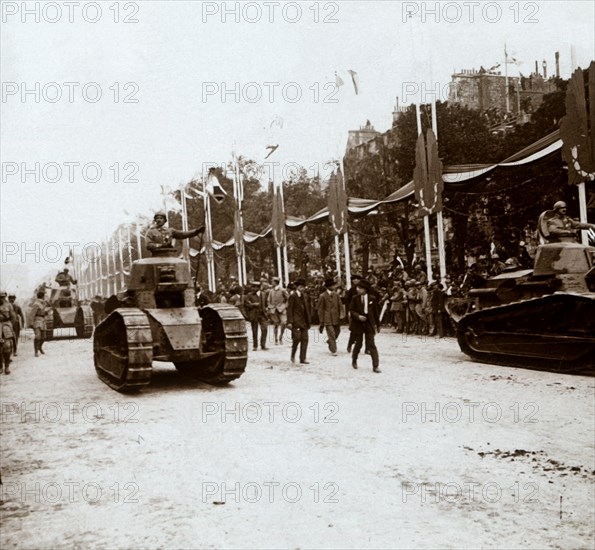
[356,279,372,291]
[553,201,567,210]
[351,273,362,280]
[324,278,335,288]
[294,278,306,286]
[415,281,423,286]
[251,281,261,286]
[154,210,166,220]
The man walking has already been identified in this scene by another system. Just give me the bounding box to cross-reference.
[286,279,310,364]
[29,291,49,357]
[349,279,381,373]
[267,277,288,345]
[344,274,362,353]
[244,282,269,351]
[8,294,24,356]
[317,278,341,356]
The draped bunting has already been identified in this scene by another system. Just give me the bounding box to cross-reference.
[188,129,570,250]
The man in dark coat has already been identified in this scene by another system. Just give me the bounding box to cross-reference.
[286,279,310,364]
[349,279,381,373]
[317,278,341,355]
[344,274,362,353]
[244,282,269,351]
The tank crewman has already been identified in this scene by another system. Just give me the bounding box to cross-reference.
[29,291,49,357]
[0,291,17,373]
[8,294,25,356]
[146,211,205,255]
[55,268,77,287]
[546,201,595,243]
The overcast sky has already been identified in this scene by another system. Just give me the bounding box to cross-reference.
[1,0,594,291]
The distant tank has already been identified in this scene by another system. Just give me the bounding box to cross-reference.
[454,242,595,374]
[45,286,94,340]
[93,250,248,391]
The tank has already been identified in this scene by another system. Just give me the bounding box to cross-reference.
[45,286,94,340]
[93,252,248,391]
[454,242,595,374]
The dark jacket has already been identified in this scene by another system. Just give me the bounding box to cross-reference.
[349,293,380,334]
[244,290,268,323]
[317,290,341,326]
[287,291,311,329]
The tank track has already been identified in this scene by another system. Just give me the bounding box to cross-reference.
[75,305,94,338]
[175,304,248,384]
[94,309,153,392]
[457,293,595,375]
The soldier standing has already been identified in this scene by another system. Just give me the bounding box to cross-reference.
[7,294,24,355]
[146,211,205,255]
[55,268,77,287]
[29,291,49,357]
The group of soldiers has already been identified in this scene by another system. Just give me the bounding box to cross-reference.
[0,292,25,373]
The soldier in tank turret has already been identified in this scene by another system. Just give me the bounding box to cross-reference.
[55,268,77,287]
[546,201,595,243]
[146,211,205,256]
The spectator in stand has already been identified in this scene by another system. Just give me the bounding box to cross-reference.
[413,264,428,285]
[390,282,405,333]
[415,281,428,335]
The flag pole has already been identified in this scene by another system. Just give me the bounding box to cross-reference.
[505,43,510,113]
[118,227,125,289]
[180,184,190,262]
[340,159,352,289]
[279,180,289,286]
[432,99,447,284]
[203,177,216,292]
[111,235,118,294]
[126,224,133,271]
[136,215,143,260]
[417,103,434,283]
[98,243,104,297]
[233,157,245,286]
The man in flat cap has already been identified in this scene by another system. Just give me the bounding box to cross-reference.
[317,278,341,356]
[349,279,381,373]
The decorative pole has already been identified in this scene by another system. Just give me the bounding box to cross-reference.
[136,215,143,260]
[432,100,447,284]
[118,226,125,289]
[416,103,434,282]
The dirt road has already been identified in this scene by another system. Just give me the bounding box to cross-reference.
[1,328,593,549]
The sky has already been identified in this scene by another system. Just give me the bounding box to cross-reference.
[1,0,594,291]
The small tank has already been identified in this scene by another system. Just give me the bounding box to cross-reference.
[455,242,595,374]
[45,286,94,340]
[93,251,248,391]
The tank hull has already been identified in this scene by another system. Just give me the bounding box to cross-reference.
[457,293,595,375]
[44,305,94,340]
[93,304,248,392]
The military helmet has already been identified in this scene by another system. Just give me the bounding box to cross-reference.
[8,294,16,299]
[553,201,567,210]
[154,210,167,220]
[0,290,7,297]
